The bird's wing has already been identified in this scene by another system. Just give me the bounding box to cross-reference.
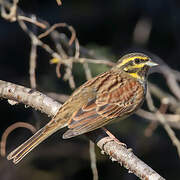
[63,78,143,139]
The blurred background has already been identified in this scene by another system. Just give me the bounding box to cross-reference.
[0,0,180,179]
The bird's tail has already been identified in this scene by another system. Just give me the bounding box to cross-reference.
[7,118,66,164]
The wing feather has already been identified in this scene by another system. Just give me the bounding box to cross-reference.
[63,76,144,139]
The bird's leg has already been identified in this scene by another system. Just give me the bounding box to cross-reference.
[102,128,127,147]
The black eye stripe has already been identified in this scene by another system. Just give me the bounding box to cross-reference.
[134,58,148,64]
[134,58,141,64]
[121,57,149,68]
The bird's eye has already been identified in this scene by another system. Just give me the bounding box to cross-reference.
[134,58,141,64]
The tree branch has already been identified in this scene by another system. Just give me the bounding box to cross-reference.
[0,80,61,117]
[0,79,165,180]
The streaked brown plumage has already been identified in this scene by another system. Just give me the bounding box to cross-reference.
[7,53,158,164]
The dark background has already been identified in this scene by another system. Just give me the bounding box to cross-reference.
[0,0,180,179]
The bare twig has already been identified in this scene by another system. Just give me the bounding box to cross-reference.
[146,86,157,112]
[89,141,99,180]
[136,109,180,129]
[156,111,180,157]
[150,54,180,100]
[86,129,165,180]
[165,73,180,100]
[47,92,69,103]
[1,1,46,29]
[38,23,76,46]
[50,57,115,67]
[63,63,76,89]
[1,0,18,22]
[156,100,180,158]
[55,62,62,78]
[172,69,180,81]
[144,121,158,137]
[74,38,80,58]
[0,122,36,157]
[149,82,180,113]
[0,80,61,117]
[18,15,46,29]
[29,26,38,89]
[143,82,180,158]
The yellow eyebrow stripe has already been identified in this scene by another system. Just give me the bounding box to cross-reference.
[117,56,148,67]
[128,63,145,69]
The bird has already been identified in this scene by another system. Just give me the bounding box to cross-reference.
[7,53,158,164]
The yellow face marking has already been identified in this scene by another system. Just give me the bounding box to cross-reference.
[117,56,148,68]
[128,73,141,79]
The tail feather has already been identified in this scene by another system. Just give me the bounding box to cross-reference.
[7,127,48,164]
[7,119,66,164]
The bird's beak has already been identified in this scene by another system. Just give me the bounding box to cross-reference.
[145,61,159,67]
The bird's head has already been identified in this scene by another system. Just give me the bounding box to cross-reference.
[116,53,158,81]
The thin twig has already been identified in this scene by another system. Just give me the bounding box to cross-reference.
[38,23,76,46]
[89,141,99,180]
[144,82,180,158]
[136,109,180,129]
[166,73,180,100]
[74,38,80,58]
[144,121,158,137]
[1,0,18,22]
[0,122,36,157]
[146,86,157,112]
[156,111,180,157]
[56,62,62,78]
[18,15,46,29]
[155,100,180,158]
[149,82,180,113]
[63,63,76,89]
[150,54,180,100]
[29,26,38,89]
